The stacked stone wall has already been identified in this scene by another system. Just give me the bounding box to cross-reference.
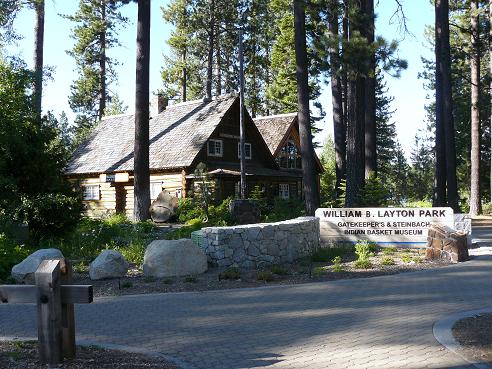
[198,217,320,268]
[426,223,469,263]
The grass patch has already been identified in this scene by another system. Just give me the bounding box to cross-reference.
[312,266,328,277]
[311,247,352,262]
[270,265,289,275]
[219,267,241,280]
[256,271,274,282]
[381,256,395,266]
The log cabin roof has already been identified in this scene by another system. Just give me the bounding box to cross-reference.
[65,94,238,175]
[253,113,297,156]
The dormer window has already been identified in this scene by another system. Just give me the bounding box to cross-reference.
[208,139,223,157]
[238,142,252,159]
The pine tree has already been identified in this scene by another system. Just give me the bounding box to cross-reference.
[64,0,128,131]
[32,0,44,120]
[409,132,434,201]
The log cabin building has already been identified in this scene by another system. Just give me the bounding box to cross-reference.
[65,94,321,219]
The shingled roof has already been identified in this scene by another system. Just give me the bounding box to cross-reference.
[253,113,297,155]
[65,94,238,175]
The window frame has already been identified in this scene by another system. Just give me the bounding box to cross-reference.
[237,142,252,160]
[83,184,100,201]
[208,139,223,157]
[150,182,163,200]
[279,183,290,199]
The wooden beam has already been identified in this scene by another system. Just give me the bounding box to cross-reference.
[35,259,63,366]
[60,259,75,359]
[0,285,93,305]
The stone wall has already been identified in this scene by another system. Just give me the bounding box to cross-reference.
[426,223,469,263]
[195,217,320,268]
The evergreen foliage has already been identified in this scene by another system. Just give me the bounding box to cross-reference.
[63,0,128,133]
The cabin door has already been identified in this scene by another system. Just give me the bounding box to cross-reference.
[115,184,127,214]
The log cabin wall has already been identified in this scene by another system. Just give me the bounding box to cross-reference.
[80,177,117,218]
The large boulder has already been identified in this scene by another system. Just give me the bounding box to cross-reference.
[143,239,207,277]
[11,248,64,283]
[150,190,179,223]
[89,250,129,280]
[426,223,469,263]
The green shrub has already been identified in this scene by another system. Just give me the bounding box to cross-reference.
[359,173,390,207]
[20,193,83,240]
[256,270,274,281]
[0,233,30,281]
[381,256,395,265]
[175,197,233,226]
[311,246,352,262]
[404,200,433,208]
[115,240,146,266]
[332,256,344,272]
[166,218,204,240]
[312,266,327,277]
[264,198,305,222]
[401,254,412,263]
[355,240,373,262]
[219,267,241,280]
[354,259,372,269]
[382,247,397,255]
[270,265,289,275]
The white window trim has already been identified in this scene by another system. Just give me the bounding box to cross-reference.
[238,142,252,159]
[83,184,100,200]
[150,182,163,200]
[279,183,290,199]
[208,139,223,157]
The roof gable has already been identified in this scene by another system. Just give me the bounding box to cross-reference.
[253,113,297,155]
[65,94,237,175]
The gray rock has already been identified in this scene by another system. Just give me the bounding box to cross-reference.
[89,250,129,280]
[143,239,208,277]
[11,248,64,283]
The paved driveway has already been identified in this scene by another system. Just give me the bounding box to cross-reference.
[3,255,492,369]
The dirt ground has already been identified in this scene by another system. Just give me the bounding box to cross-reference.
[452,313,492,365]
[0,341,181,369]
[73,247,451,298]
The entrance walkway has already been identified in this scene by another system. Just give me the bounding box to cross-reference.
[3,254,492,368]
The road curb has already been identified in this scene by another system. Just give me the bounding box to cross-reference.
[433,307,492,369]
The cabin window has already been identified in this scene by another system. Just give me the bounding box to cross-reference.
[208,139,223,157]
[175,187,183,199]
[277,140,301,169]
[150,182,163,200]
[83,185,100,200]
[279,183,290,199]
[237,142,252,159]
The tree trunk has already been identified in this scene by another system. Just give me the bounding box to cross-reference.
[489,0,492,204]
[470,0,481,216]
[206,0,215,100]
[216,27,221,96]
[364,0,376,178]
[99,0,106,120]
[433,0,447,206]
[294,0,319,215]
[441,0,459,211]
[33,0,44,120]
[342,1,348,130]
[328,0,346,196]
[133,0,151,221]
[182,47,187,102]
[345,1,365,207]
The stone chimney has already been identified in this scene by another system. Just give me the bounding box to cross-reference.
[150,93,168,117]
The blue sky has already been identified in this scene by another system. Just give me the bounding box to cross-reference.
[7,0,434,156]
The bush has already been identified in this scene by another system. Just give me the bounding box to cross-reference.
[401,254,412,263]
[264,198,305,223]
[0,234,30,281]
[270,265,289,275]
[256,270,274,281]
[175,197,233,226]
[20,193,83,240]
[381,247,397,255]
[219,267,241,280]
[354,240,373,269]
[381,256,395,266]
[332,256,344,272]
[165,218,204,240]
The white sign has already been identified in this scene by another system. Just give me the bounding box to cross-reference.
[315,207,454,245]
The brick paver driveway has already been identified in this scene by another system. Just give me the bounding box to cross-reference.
[2,256,492,369]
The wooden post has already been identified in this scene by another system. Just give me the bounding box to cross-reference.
[60,259,76,359]
[35,259,63,366]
